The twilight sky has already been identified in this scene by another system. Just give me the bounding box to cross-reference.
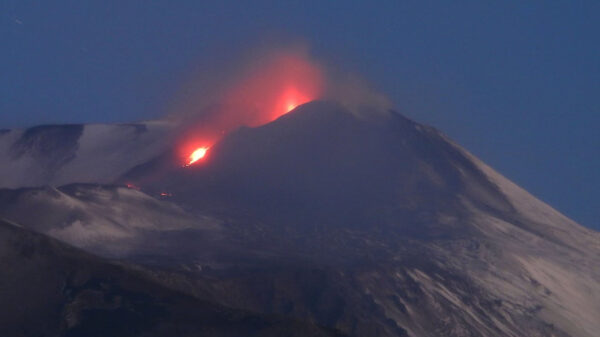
[1,1,598,229]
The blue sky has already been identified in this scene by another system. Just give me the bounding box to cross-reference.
[1,1,598,229]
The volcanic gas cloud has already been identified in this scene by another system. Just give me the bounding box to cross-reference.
[178,49,325,166]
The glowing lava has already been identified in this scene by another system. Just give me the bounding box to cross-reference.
[186,147,209,166]
[280,86,311,115]
[125,183,140,190]
[178,48,324,168]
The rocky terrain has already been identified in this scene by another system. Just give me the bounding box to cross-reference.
[0,218,343,337]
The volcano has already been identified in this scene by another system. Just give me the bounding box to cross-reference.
[1,101,599,337]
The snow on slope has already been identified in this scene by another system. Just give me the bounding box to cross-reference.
[0,184,220,257]
[441,141,600,337]
[458,140,600,252]
[0,121,173,188]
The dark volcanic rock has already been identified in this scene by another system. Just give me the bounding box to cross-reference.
[140,102,513,238]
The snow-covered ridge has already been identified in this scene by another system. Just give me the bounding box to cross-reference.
[0,184,219,257]
[0,121,174,188]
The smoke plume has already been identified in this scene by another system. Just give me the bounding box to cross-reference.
[167,43,391,163]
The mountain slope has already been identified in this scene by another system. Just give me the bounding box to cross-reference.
[0,184,221,259]
[0,218,343,337]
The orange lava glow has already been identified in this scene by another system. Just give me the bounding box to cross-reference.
[225,51,324,123]
[178,48,324,167]
[279,86,312,115]
[125,183,140,190]
[186,147,209,166]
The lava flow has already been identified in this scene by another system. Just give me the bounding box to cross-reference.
[186,146,209,166]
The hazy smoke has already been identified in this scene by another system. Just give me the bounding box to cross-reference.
[167,42,392,160]
[325,72,393,118]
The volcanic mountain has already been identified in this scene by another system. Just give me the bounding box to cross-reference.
[1,101,598,337]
